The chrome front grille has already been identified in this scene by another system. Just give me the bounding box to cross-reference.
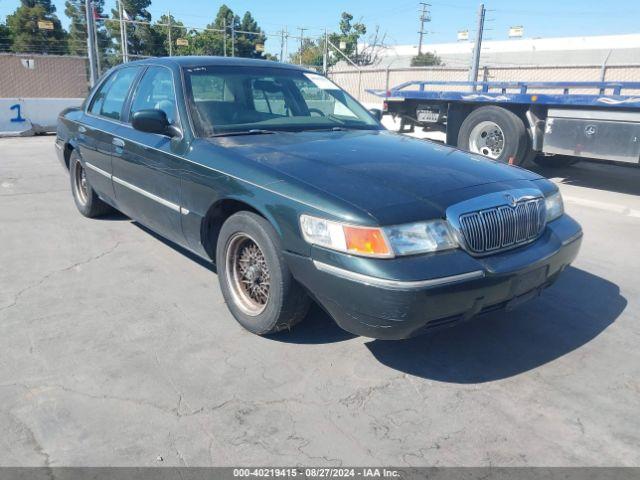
[458,197,546,255]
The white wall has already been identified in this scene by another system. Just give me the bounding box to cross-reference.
[0,98,83,137]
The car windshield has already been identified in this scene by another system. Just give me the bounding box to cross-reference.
[183,65,381,136]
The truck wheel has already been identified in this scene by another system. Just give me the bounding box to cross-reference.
[69,151,112,218]
[534,155,580,168]
[216,211,311,335]
[457,106,528,165]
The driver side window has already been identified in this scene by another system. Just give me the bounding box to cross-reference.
[130,67,178,125]
[251,78,289,116]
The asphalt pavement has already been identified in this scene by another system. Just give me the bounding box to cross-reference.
[0,135,638,466]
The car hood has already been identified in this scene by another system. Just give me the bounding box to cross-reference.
[208,130,544,224]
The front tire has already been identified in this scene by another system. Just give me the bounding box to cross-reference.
[216,211,310,335]
[457,106,529,165]
[69,151,112,218]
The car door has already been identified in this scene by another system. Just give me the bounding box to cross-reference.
[111,66,186,246]
[79,67,141,202]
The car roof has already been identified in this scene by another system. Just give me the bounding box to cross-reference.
[123,56,312,72]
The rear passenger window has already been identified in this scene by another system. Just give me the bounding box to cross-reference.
[130,67,178,125]
[89,68,139,121]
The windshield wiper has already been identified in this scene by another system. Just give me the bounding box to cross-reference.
[210,129,278,137]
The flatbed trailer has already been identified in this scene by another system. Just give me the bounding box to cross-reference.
[369,81,640,167]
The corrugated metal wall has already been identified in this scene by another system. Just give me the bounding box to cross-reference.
[0,54,89,98]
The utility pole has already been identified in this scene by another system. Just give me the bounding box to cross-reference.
[167,11,172,56]
[297,27,307,65]
[283,26,289,63]
[417,2,430,55]
[322,28,328,74]
[118,0,129,62]
[117,0,125,62]
[468,3,486,85]
[231,24,235,57]
[279,28,285,62]
[85,0,98,86]
[222,18,227,56]
[90,0,101,76]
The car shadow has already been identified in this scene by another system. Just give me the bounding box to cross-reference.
[269,303,357,344]
[365,266,625,383]
[96,210,130,221]
[132,222,217,273]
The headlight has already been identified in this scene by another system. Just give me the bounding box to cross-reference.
[300,215,458,258]
[300,215,393,257]
[545,191,564,222]
[384,220,458,255]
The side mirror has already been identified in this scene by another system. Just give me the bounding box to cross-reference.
[132,109,180,137]
[369,108,383,121]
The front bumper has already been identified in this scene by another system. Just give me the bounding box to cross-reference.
[285,214,583,340]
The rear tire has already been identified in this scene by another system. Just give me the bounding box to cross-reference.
[216,211,311,335]
[69,150,112,218]
[457,106,529,165]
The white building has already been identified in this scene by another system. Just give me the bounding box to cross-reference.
[364,33,640,68]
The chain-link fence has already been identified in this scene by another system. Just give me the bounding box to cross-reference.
[327,64,640,104]
[3,51,640,101]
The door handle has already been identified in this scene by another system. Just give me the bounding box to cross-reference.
[78,125,87,133]
[112,138,125,148]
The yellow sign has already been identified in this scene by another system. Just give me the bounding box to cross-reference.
[37,20,54,30]
[509,26,524,38]
[255,43,265,52]
[176,38,189,46]
[457,30,469,41]
[339,40,347,50]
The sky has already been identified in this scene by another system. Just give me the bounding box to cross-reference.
[2,0,640,54]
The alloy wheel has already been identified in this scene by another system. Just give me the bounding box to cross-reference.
[225,233,271,316]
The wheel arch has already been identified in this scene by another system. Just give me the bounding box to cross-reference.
[200,196,284,262]
[63,139,80,170]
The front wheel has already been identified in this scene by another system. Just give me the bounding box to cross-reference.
[216,211,311,335]
[457,106,529,165]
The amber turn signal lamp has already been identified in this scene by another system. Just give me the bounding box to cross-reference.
[343,226,391,256]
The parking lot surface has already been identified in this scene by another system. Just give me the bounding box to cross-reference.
[1,136,639,466]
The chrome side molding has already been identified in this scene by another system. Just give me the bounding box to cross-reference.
[313,260,484,290]
[84,161,188,215]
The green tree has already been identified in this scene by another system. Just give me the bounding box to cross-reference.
[329,12,366,64]
[236,11,266,58]
[6,0,68,54]
[0,21,13,52]
[152,13,189,56]
[189,28,224,56]
[64,0,111,69]
[410,52,442,67]
[107,0,160,59]
[290,38,326,67]
[206,4,239,56]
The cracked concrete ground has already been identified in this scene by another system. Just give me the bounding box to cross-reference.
[1,135,639,467]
